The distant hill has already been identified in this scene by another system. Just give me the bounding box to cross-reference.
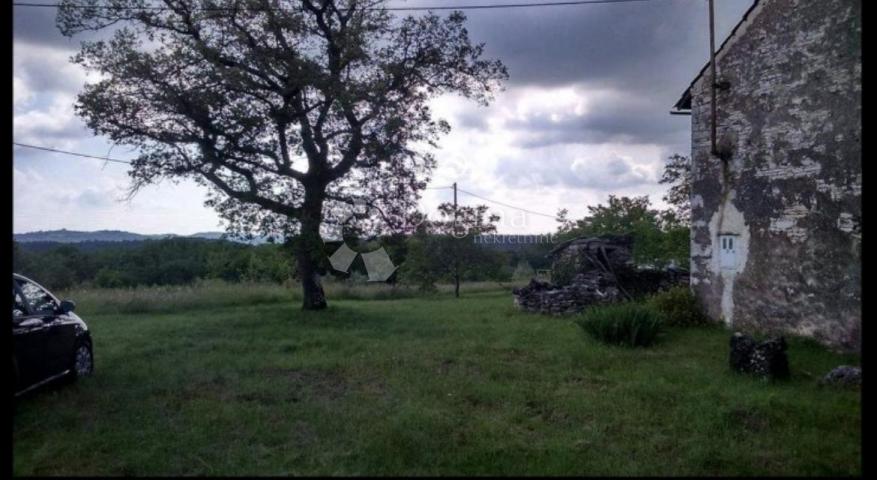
[188,232,226,240]
[14,229,162,243]
[13,229,275,245]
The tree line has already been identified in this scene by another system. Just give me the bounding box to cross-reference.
[13,190,690,292]
[13,239,294,291]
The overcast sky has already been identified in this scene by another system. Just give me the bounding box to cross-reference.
[13,0,754,235]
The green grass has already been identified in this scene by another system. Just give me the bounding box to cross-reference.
[57,279,520,315]
[14,286,860,475]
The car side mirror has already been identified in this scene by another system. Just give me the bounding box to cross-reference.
[58,300,76,314]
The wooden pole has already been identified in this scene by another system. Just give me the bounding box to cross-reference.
[453,182,460,298]
[453,182,458,216]
[709,0,718,157]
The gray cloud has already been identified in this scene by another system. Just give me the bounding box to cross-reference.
[13,4,107,48]
[13,5,67,47]
[497,153,656,191]
[14,0,753,148]
[506,94,689,148]
[14,43,91,95]
[454,107,492,131]
[446,0,754,91]
[13,92,90,146]
[75,188,115,207]
[434,0,753,149]
[12,0,754,89]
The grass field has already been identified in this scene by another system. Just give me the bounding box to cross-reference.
[13,283,861,475]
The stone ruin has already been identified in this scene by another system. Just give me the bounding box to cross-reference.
[512,234,689,315]
[729,332,790,380]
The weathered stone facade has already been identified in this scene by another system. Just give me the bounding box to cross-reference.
[679,0,860,350]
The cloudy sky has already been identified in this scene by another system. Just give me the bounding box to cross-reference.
[13,0,754,235]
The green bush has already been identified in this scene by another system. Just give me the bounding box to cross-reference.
[551,257,578,286]
[647,286,709,327]
[575,303,663,347]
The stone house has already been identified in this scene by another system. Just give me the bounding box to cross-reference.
[671,0,860,350]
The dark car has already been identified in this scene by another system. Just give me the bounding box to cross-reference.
[12,273,93,397]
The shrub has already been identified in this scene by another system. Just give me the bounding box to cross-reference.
[575,303,663,347]
[551,258,578,286]
[647,286,709,327]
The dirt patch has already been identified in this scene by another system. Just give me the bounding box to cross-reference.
[726,407,771,432]
[564,374,615,391]
[524,399,571,425]
[463,393,483,407]
[236,391,294,405]
[497,347,534,362]
[437,359,456,375]
[289,420,318,447]
[176,375,234,402]
[354,376,388,398]
[433,358,484,379]
[258,367,349,402]
[461,392,500,410]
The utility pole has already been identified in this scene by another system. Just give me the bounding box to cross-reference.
[453,182,458,217]
[453,182,460,298]
[709,0,718,157]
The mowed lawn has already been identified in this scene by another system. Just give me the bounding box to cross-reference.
[13,287,861,476]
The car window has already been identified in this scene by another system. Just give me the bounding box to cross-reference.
[16,279,57,315]
[13,287,28,318]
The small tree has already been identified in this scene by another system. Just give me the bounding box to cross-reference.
[58,0,507,310]
[512,260,535,280]
[660,154,692,225]
[399,203,503,296]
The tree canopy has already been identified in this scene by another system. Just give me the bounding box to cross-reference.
[659,153,692,224]
[58,0,507,309]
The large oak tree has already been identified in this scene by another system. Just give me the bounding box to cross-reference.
[58,0,507,309]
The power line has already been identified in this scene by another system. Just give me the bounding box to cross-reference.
[424,184,559,219]
[13,142,560,220]
[13,142,132,164]
[456,187,558,219]
[13,0,661,12]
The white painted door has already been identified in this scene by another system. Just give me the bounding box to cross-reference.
[719,235,737,270]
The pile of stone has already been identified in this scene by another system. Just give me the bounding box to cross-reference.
[729,332,790,380]
[512,234,688,314]
[513,271,623,315]
[820,365,861,387]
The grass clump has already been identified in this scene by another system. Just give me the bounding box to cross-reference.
[58,279,519,316]
[647,286,710,327]
[575,302,663,347]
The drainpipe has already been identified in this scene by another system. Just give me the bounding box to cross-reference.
[709,0,718,158]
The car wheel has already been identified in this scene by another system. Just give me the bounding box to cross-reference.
[71,341,94,380]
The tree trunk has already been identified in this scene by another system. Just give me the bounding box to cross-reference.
[295,192,327,311]
[297,248,327,310]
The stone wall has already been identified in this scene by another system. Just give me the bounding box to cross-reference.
[688,0,861,350]
[513,235,688,314]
